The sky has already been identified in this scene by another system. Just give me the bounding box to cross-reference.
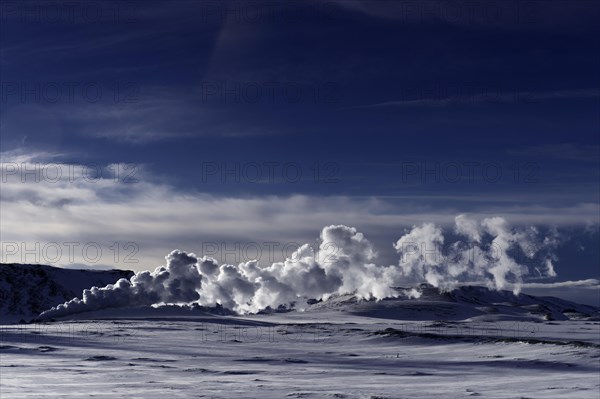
[0,0,598,304]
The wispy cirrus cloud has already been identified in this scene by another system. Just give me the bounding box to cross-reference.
[508,143,600,163]
[331,0,600,30]
[344,88,599,110]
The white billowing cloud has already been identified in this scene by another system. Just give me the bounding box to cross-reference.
[39,216,565,318]
[393,222,444,286]
[40,250,204,319]
[394,215,561,294]
[455,213,481,243]
[195,225,400,313]
[40,225,402,317]
[316,225,399,300]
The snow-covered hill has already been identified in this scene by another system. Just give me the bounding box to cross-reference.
[0,263,133,323]
[305,284,600,322]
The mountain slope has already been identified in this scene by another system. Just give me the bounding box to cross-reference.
[0,263,133,323]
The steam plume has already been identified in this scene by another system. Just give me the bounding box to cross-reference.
[39,216,560,319]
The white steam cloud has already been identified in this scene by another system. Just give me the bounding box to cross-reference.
[39,216,561,319]
[394,215,560,293]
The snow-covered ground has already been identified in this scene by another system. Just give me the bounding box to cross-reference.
[2,264,599,398]
[2,310,599,398]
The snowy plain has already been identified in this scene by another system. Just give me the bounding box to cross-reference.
[2,291,599,399]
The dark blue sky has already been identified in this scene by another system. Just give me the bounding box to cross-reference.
[0,1,598,301]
